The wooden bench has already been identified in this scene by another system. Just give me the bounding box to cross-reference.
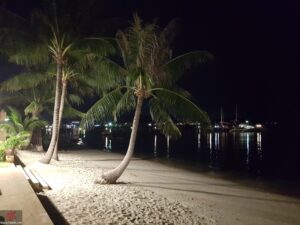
[30,169,51,190]
[16,165,51,191]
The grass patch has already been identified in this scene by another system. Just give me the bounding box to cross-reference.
[0,162,11,168]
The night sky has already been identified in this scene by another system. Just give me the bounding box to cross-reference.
[1,0,300,126]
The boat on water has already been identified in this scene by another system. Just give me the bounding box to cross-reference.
[213,105,265,132]
[213,107,232,131]
[230,121,264,132]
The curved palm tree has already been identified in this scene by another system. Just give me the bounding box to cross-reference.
[81,15,213,184]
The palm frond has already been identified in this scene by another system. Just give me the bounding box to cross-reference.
[7,106,22,125]
[161,51,214,85]
[66,94,83,106]
[62,106,85,118]
[9,44,50,66]
[0,72,51,92]
[113,89,136,119]
[23,118,47,131]
[116,30,129,67]
[149,98,181,139]
[159,18,181,47]
[68,76,95,97]
[24,101,42,116]
[88,57,125,92]
[151,88,211,129]
[0,123,17,136]
[81,88,123,129]
[0,107,24,134]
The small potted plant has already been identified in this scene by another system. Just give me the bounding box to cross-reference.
[4,131,30,163]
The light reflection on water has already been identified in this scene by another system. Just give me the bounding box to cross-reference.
[197,127,201,150]
[166,135,170,159]
[89,126,266,175]
[257,132,262,161]
[104,136,112,152]
[154,135,158,157]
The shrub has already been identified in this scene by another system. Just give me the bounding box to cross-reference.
[0,142,5,161]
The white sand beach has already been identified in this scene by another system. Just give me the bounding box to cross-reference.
[17,150,300,225]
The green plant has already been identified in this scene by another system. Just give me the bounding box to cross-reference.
[4,131,30,150]
[0,107,47,135]
[0,142,5,161]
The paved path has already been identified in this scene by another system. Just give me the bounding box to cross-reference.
[0,165,53,225]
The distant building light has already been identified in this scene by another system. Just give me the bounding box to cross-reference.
[4,118,9,122]
[95,124,100,127]
[108,122,113,127]
[214,125,219,128]
[255,124,263,128]
[148,123,152,126]
[245,120,249,124]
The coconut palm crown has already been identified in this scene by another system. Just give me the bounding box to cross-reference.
[81,15,213,184]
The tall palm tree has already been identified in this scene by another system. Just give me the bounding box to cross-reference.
[0,4,70,162]
[52,67,78,160]
[1,0,113,163]
[81,15,213,184]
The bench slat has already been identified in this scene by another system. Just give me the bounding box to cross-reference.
[24,167,40,191]
[30,169,51,190]
[16,165,29,180]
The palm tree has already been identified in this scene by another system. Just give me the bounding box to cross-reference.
[0,68,52,150]
[1,1,112,163]
[52,67,78,160]
[0,70,86,151]
[0,107,47,144]
[81,15,213,184]
[0,4,69,162]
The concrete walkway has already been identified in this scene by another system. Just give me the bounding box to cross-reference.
[0,165,53,225]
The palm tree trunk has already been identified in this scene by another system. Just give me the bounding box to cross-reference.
[97,96,143,184]
[40,63,63,164]
[53,80,67,161]
[30,111,43,151]
[30,128,44,151]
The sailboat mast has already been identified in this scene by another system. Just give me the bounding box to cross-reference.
[235,104,238,123]
[220,107,223,124]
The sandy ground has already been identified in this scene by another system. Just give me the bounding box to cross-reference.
[17,149,300,225]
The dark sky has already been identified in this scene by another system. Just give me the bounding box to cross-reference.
[1,0,300,125]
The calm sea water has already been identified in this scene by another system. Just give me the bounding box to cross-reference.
[84,125,300,180]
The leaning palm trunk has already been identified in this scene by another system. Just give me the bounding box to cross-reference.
[40,63,63,164]
[97,96,144,184]
[53,80,67,160]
